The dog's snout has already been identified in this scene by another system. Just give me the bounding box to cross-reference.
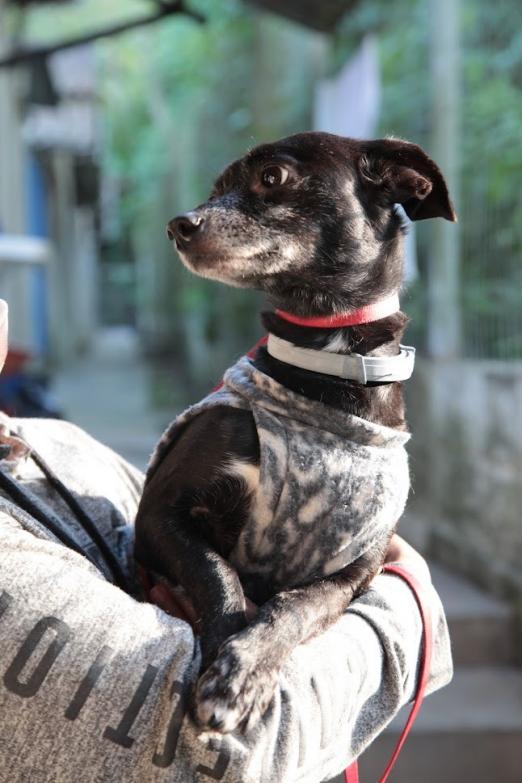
[167,212,204,243]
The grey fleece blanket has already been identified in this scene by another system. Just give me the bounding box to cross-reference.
[149,357,411,592]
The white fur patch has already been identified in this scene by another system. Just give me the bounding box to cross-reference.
[225,459,260,495]
[323,330,349,353]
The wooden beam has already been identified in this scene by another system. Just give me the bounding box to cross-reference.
[0,1,204,68]
[246,0,358,32]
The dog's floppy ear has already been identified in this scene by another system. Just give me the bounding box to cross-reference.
[357,137,457,222]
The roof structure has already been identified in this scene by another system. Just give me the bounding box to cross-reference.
[246,0,359,32]
[7,1,73,5]
[6,0,74,6]
[23,45,97,152]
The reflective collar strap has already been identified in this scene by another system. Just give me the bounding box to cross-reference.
[275,293,401,328]
[266,333,415,384]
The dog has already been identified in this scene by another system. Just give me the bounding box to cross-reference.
[134,131,455,734]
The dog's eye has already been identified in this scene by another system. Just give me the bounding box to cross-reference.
[261,165,289,188]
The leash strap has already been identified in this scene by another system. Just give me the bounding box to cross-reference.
[344,564,433,783]
[344,761,360,783]
[0,432,129,592]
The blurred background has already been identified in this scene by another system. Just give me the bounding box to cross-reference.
[0,1,521,780]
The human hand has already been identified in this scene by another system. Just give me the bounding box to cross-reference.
[384,533,431,585]
[149,582,258,631]
[149,583,200,626]
[147,536,430,625]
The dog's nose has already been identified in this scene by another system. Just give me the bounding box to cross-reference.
[166,212,204,243]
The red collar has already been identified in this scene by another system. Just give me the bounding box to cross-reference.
[275,293,400,328]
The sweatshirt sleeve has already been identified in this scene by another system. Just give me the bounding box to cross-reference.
[265,570,453,782]
[0,506,452,783]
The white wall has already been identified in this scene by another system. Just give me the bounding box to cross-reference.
[406,358,522,600]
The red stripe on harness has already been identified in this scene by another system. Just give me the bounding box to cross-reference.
[211,335,268,392]
[344,563,433,783]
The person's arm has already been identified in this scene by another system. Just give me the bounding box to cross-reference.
[281,563,452,782]
[0,415,451,781]
[0,502,451,783]
[165,537,451,783]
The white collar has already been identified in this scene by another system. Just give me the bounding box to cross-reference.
[266,333,415,385]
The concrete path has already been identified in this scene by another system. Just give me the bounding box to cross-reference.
[53,327,164,471]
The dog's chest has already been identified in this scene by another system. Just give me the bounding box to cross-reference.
[150,357,411,597]
[226,401,410,595]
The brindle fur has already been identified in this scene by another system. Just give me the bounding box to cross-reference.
[135,131,455,733]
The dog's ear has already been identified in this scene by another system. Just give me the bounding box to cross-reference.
[357,137,457,222]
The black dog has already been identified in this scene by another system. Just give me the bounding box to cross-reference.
[135,132,455,733]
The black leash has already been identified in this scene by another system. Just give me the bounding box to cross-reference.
[30,449,130,592]
[0,438,129,592]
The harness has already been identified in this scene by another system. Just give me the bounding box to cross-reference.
[221,326,430,782]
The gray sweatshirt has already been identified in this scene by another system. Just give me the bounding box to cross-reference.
[0,411,452,783]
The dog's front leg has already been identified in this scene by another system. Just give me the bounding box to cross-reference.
[195,541,388,732]
[153,516,249,668]
[135,407,259,667]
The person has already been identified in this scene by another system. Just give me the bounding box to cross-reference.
[0,298,452,783]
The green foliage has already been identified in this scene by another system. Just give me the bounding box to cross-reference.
[45,0,321,398]
[335,0,522,357]
[98,1,250,217]
[455,0,521,356]
[24,0,522,362]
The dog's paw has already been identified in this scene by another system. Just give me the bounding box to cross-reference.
[194,638,278,734]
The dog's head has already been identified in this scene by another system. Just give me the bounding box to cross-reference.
[167,132,456,313]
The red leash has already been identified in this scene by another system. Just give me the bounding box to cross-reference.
[344,564,433,783]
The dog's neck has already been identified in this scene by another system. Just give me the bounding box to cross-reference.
[261,302,408,356]
[253,306,409,430]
